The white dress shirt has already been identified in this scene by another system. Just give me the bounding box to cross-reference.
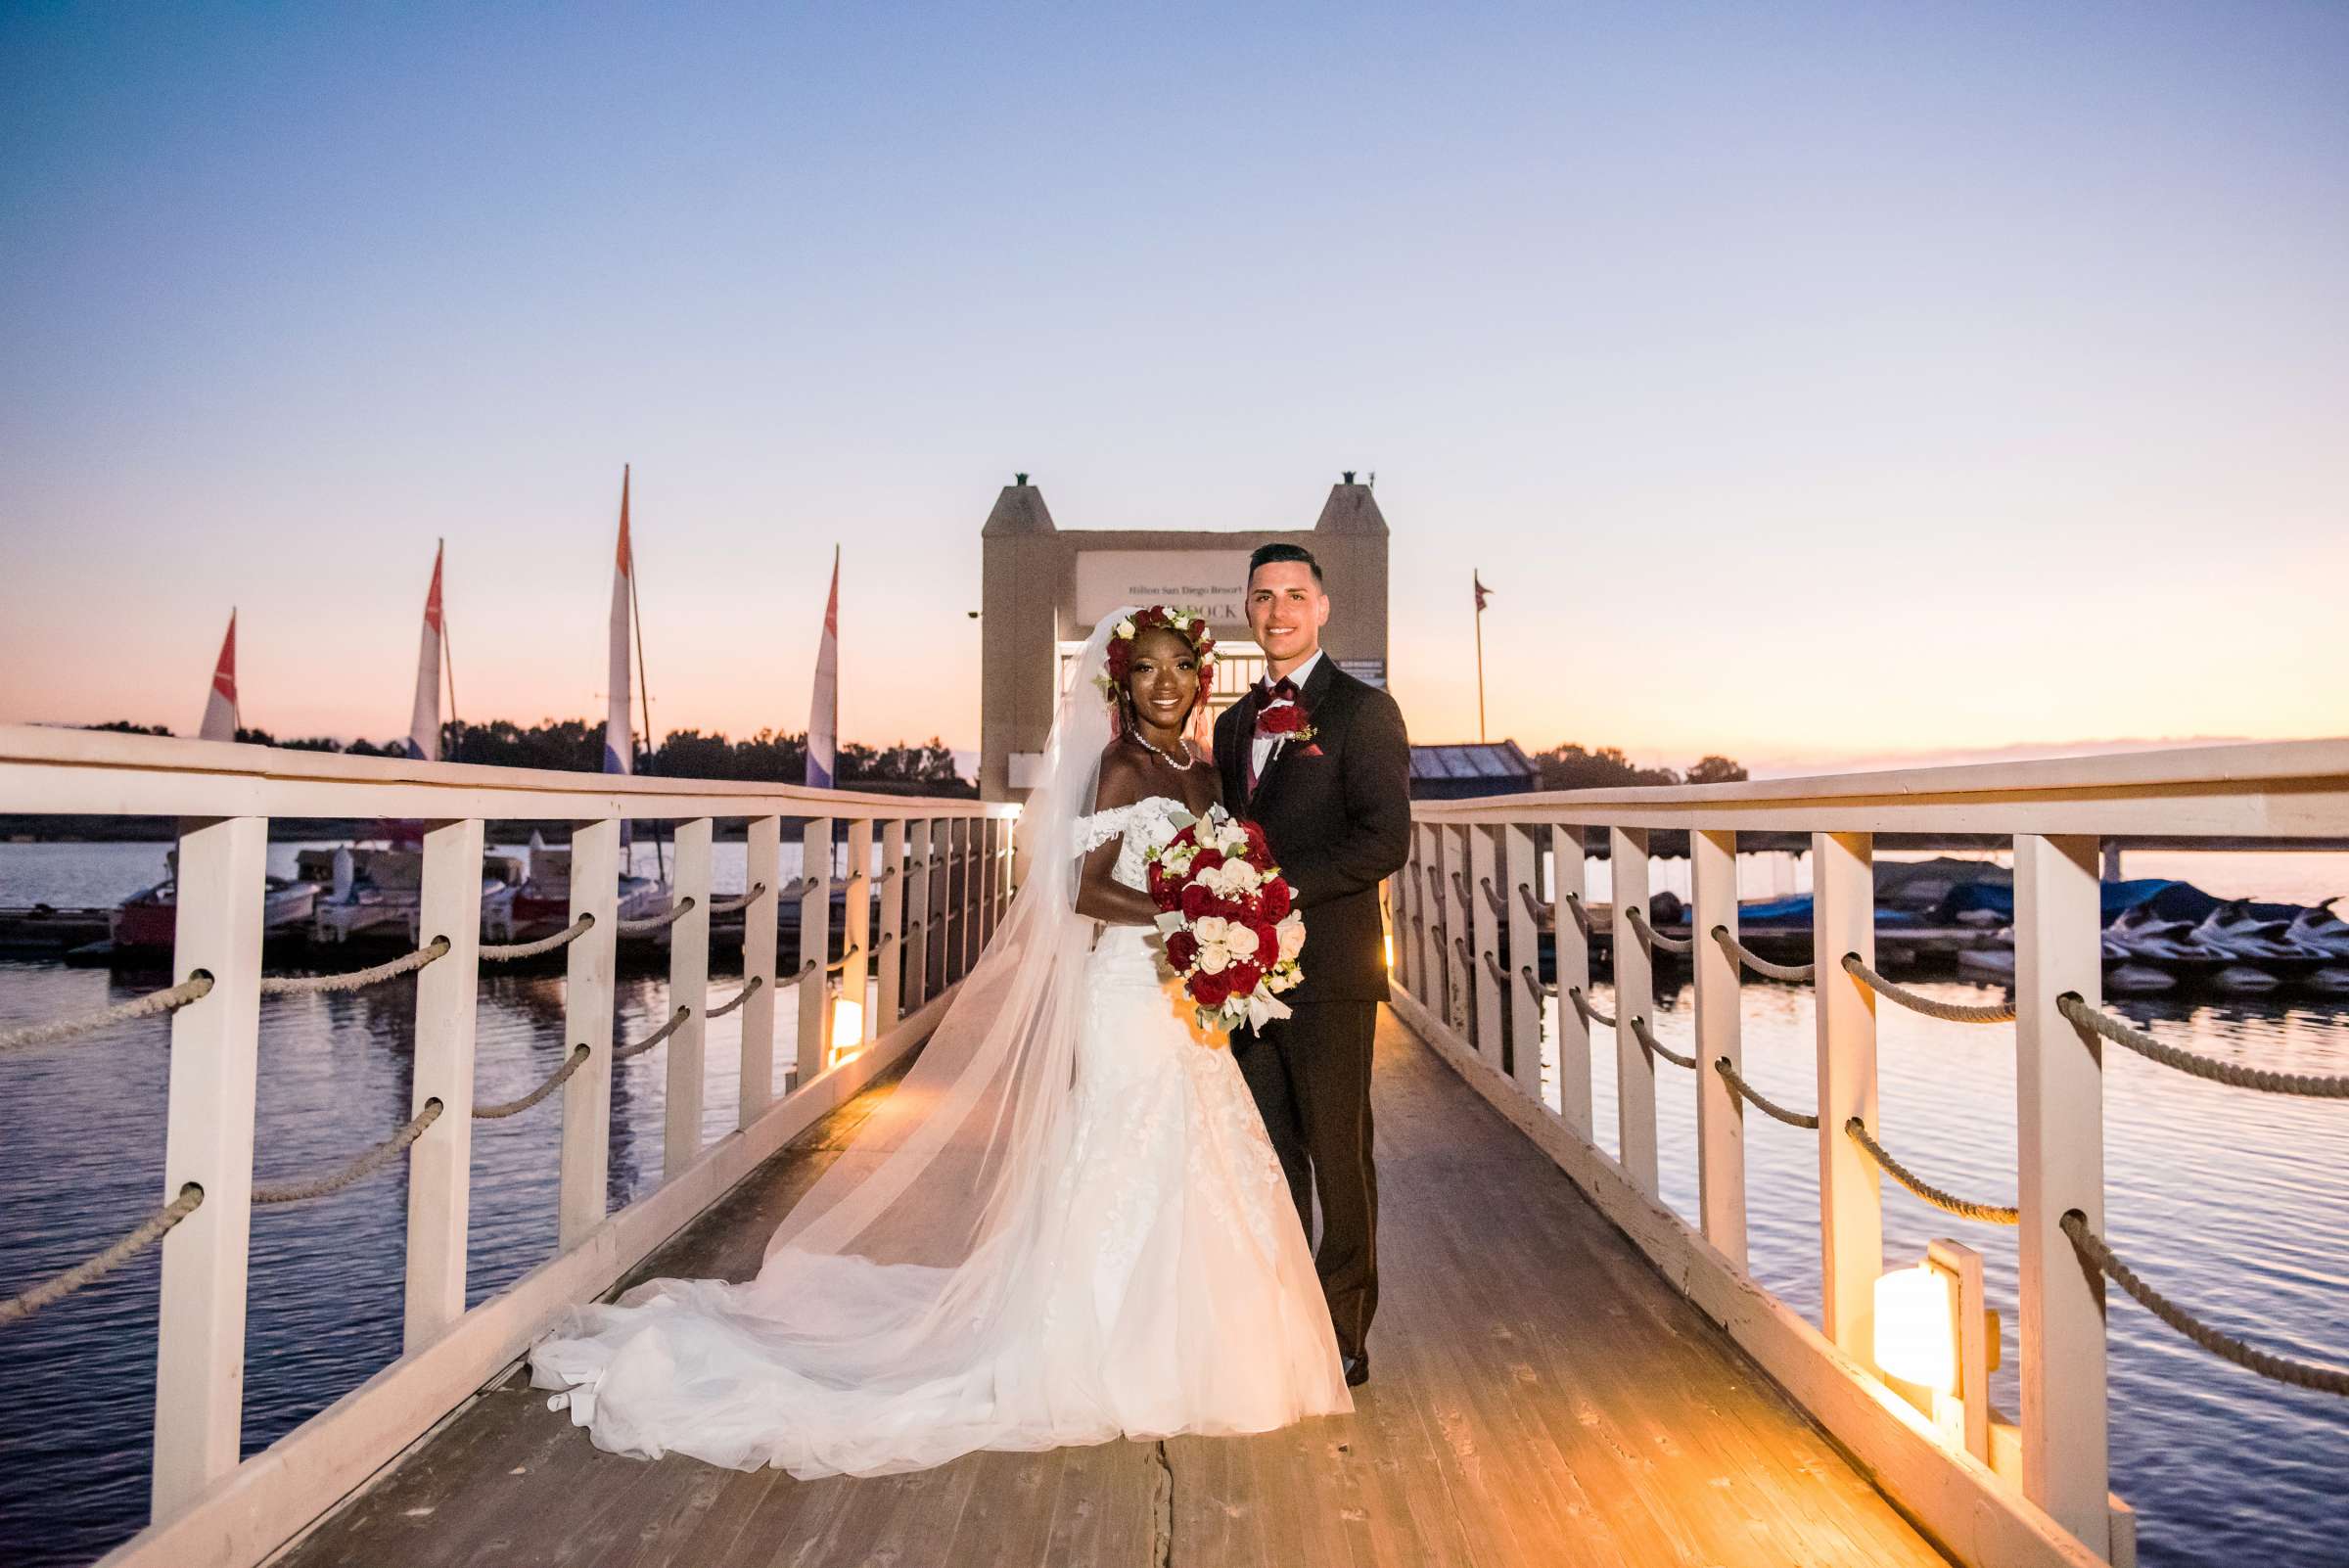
[1251,649,1325,779]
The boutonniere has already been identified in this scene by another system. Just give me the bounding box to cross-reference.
[1256,702,1316,747]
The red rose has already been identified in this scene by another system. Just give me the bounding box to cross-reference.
[1260,879,1291,920]
[1147,861,1173,906]
[1189,970,1231,1007]
[1167,931,1199,970]
[1256,704,1306,735]
[1226,960,1263,995]
[1242,819,1270,857]
[1191,847,1224,875]
[1254,922,1281,966]
[1179,883,1214,919]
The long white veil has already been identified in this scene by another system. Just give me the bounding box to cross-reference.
[533,614,1139,1474]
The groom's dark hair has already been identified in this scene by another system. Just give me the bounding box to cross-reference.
[1248,541,1323,584]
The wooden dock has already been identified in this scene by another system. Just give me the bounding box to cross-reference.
[274,1010,1950,1568]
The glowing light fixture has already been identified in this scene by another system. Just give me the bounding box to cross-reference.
[1873,1264,1958,1394]
[828,992,865,1067]
[1383,932,1395,970]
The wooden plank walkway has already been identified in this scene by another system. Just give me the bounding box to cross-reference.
[277,1011,1952,1568]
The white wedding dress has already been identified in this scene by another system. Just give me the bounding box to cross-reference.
[529,687,1351,1477]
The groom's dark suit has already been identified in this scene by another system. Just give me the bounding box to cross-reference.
[1215,654,1411,1363]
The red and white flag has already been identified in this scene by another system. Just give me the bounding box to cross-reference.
[198,611,239,742]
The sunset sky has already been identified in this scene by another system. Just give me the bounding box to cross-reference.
[4,3,2343,777]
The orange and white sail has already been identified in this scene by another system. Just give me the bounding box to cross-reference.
[604,468,633,776]
[198,611,239,742]
[406,542,446,761]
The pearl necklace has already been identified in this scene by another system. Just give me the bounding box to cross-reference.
[1131,733,1202,771]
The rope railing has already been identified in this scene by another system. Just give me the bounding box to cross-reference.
[1451,871,1473,910]
[708,975,762,1018]
[258,937,450,995]
[1711,925,1815,983]
[2059,1212,2349,1396]
[1714,1058,1819,1129]
[1841,953,2016,1024]
[0,1183,205,1326]
[473,1044,590,1119]
[481,914,594,962]
[1562,891,1593,941]
[613,1007,689,1063]
[1844,1118,2018,1224]
[1624,906,1693,955]
[1516,882,1546,928]
[617,896,696,935]
[1567,986,1615,1031]
[0,972,217,1053]
[1629,1014,1698,1070]
[709,882,767,916]
[1477,876,1506,920]
[254,1101,443,1204]
[2058,993,2349,1097]
[1519,963,1547,1000]
[826,943,862,973]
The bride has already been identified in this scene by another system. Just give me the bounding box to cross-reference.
[529,607,1351,1476]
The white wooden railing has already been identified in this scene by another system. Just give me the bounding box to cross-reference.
[0,725,1016,1568]
[1387,738,2349,1568]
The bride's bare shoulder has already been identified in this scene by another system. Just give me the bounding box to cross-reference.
[1091,740,1149,811]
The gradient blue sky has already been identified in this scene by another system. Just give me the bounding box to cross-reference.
[4,1,2343,774]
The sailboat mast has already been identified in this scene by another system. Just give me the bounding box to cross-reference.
[629,509,666,884]
[441,540,461,759]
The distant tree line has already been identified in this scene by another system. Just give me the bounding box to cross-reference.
[1528,744,1747,789]
[82,718,975,796]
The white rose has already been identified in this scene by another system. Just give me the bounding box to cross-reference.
[1276,913,1306,963]
[1196,942,1231,975]
[1117,619,1136,638]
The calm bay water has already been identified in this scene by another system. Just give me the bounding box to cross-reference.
[2,843,2344,1566]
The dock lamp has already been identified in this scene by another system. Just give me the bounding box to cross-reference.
[826,976,865,1069]
[1873,1239,1998,1464]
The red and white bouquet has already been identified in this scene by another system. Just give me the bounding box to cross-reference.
[1145,805,1307,1034]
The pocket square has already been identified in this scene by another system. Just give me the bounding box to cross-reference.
[1295,742,1326,758]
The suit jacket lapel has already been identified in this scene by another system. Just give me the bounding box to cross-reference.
[1249,656,1339,813]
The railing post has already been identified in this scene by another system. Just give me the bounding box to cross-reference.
[557,817,621,1253]
[903,818,933,1012]
[1440,825,1472,1037]
[1502,822,1543,1102]
[739,815,780,1128]
[663,817,713,1177]
[401,816,484,1354]
[840,817,873,1058]
[1411,822,1440,1007]
[1469,824,1506,1075]
[797,815,834,1090]
[1551,824,1593,1143]
[1610,826,1658,1198]
[961,817,983,975]
[150,814,267,1519]
[2015,832,2111,1551]
[876,817,906,1035]
[1813,830,1881,1363]
[1692,827,1747,1271]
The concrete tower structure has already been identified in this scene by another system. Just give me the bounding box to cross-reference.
[979,475,1391,805]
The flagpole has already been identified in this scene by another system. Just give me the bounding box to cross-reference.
[438,539,461,760]
[1474,574,1488,743]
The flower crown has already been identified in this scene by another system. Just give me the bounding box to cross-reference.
[1094,605,1217,707]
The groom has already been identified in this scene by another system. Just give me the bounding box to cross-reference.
[1216,543,1411,1387]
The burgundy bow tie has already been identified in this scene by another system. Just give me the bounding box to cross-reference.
[1261,676,1298,702]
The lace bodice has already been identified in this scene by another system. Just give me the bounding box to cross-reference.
[1075,795,1192,892]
